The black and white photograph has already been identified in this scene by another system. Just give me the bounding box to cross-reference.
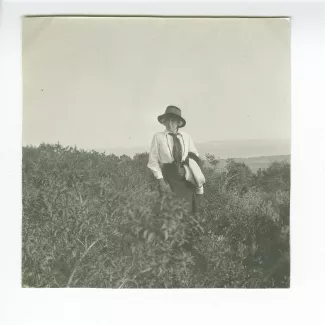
[22,16,291,288]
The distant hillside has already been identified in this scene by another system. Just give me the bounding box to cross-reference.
[196,138,290,159]
[100,138,290,160]
[210,155,291,173]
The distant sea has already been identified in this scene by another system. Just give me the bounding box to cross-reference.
[97,138,290,172]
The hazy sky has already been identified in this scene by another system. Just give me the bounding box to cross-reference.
[22,17,290,150]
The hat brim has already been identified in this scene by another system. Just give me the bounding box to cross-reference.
[157,113,186,128]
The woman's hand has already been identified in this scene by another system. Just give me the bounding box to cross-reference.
[158,178,171,194]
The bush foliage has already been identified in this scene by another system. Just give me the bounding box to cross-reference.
[22,143,290,288]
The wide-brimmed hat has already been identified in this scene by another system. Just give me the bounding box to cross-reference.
[157,105,186,128]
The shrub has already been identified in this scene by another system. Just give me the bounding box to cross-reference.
[22,144,290,288]
[253,161,291,193]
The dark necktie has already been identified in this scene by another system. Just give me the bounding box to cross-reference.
[169,133,183,168]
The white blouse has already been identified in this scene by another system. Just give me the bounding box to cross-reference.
[147,129,200,179]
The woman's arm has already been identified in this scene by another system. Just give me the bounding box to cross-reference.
[188,135,203,169]
[188,135,204,193]
[188,135,200,158]
[147,134,171,194]
[147,134,163,180]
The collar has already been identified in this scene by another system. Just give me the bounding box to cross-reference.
[164,129,183,136]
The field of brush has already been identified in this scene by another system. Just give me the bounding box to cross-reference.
[22,144,290,288]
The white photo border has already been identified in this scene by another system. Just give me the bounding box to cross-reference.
[1,0,325,324]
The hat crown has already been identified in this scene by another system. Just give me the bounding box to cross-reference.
[157,105,186,128]
[165,105,182,117]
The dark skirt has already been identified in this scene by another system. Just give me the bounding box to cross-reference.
[162,163,198,215]
[160,163,207,272]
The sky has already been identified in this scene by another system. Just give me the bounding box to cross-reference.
[22,17,290,150]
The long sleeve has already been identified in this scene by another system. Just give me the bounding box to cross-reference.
[147,134,163,179]
[188,135,204,195]
[188,135,200,158]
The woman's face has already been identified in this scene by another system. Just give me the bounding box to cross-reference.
[164,116,180,133]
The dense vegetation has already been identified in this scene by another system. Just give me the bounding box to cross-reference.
[22,143,290,288]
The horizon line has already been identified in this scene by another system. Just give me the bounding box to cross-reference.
[94,137,291,150]
[22,143,290,160]
[22,137,291,151]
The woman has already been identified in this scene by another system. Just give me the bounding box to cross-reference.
[147,105,207,272]
[147,105,204,215]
